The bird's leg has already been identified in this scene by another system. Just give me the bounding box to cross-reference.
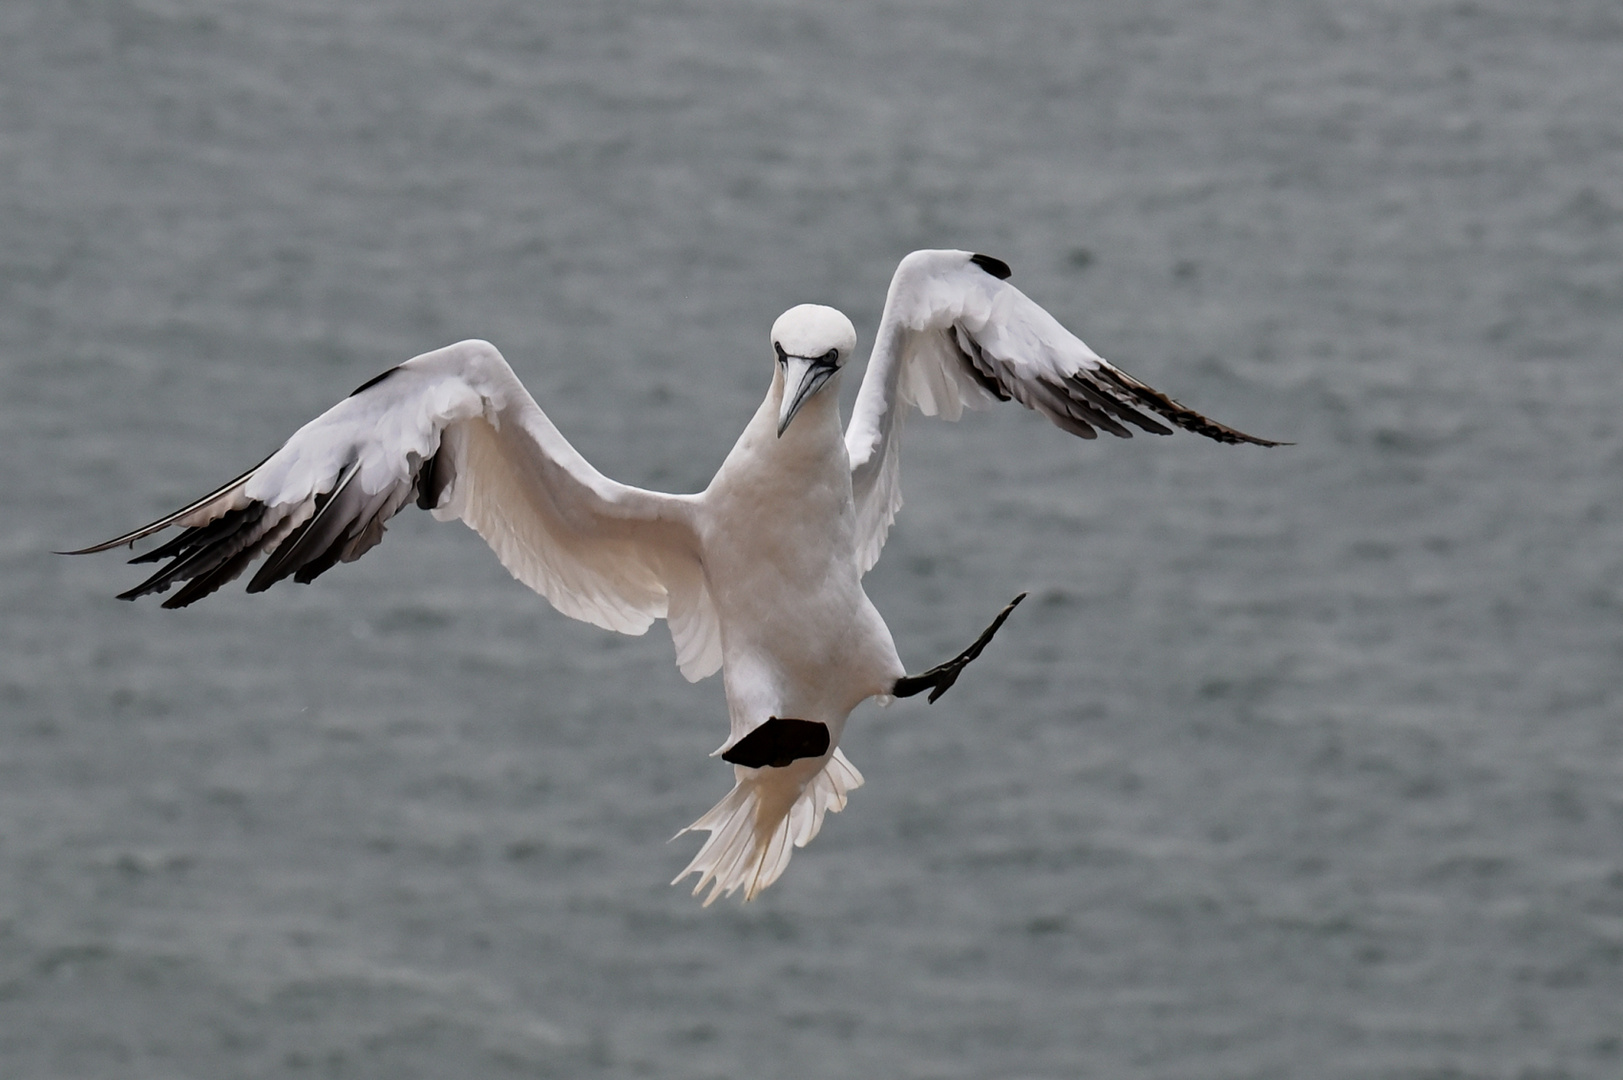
[893,593,1027,704]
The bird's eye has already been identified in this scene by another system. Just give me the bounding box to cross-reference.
[821,348,839,365]
[773,342,788,363]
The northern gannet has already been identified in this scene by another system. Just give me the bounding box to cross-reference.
[67,249,1281,903]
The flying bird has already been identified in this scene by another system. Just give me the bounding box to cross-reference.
[66,249,1281,904]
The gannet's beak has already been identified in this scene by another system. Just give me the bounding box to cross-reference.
[776,347,840,437]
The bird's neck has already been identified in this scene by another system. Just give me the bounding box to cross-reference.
[715,368,848,491]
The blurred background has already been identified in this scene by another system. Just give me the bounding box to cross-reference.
[4,0,1623,1076]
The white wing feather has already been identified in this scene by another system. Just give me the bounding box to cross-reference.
[75,339,723,681]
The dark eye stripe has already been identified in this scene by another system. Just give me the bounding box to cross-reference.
[772,344,841,365]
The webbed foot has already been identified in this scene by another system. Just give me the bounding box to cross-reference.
[893,592,1026,704]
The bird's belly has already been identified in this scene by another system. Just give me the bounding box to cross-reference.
[703,521,901,722]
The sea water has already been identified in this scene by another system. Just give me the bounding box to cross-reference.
[4,1,1621,1076]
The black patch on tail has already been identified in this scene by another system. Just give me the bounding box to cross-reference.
[721,717,830,769]
[970,253,1012,280]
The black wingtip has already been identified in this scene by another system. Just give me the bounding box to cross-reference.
[350,365,401,397]
[970,253,1012,280]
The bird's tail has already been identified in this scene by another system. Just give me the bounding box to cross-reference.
[672,749,864,905]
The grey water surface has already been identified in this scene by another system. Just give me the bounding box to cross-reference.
[4,1,1623,1077]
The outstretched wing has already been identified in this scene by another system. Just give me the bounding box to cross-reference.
[844,249,1283,572]
[65,339,724,681]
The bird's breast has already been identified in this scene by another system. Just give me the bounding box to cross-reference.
[694,374,903,717]
[702,457,855,599]
[702,388,857,586]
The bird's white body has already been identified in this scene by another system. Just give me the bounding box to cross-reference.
[75,250,1277,904]
[707,355,903,727]
[677,351,904,900]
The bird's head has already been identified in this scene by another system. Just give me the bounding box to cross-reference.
[770,304,857,437]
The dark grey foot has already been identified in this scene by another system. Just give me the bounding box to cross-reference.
[893,592,1027,704]
[721,717,831,768]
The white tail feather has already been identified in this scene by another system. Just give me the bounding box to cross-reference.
[672,749,865,905]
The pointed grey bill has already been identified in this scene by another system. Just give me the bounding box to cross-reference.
[776,351,840,437]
